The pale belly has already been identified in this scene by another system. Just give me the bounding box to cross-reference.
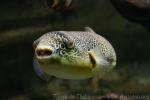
[40,63,95,79]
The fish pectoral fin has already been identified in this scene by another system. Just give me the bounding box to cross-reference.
[33,59,51,81]
[88,46,108,68]
[88,52,96,68]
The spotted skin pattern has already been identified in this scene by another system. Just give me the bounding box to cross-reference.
[33,27,116,80]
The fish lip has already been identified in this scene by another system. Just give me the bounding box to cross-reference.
[35,54,61,65]
[35,53,51,63]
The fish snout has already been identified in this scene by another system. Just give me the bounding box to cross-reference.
[35,46,53,59]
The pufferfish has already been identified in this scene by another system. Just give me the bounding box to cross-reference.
[33,27,116,81]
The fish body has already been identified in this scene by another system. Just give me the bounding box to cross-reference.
[33,27,116,80]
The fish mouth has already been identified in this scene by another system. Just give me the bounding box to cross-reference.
[35,53,61,65]
[35,45,53,62]
[36,49,52,58]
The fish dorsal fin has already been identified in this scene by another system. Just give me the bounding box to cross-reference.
[33,58,51,81]
[84,27,96,34]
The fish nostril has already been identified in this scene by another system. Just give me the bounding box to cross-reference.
[36,49,52,57]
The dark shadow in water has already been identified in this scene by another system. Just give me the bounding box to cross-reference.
[0,10,77,32]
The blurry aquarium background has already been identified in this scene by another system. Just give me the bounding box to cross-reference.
[0,0,150,99]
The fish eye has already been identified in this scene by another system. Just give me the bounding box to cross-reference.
[66,41,74,49]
